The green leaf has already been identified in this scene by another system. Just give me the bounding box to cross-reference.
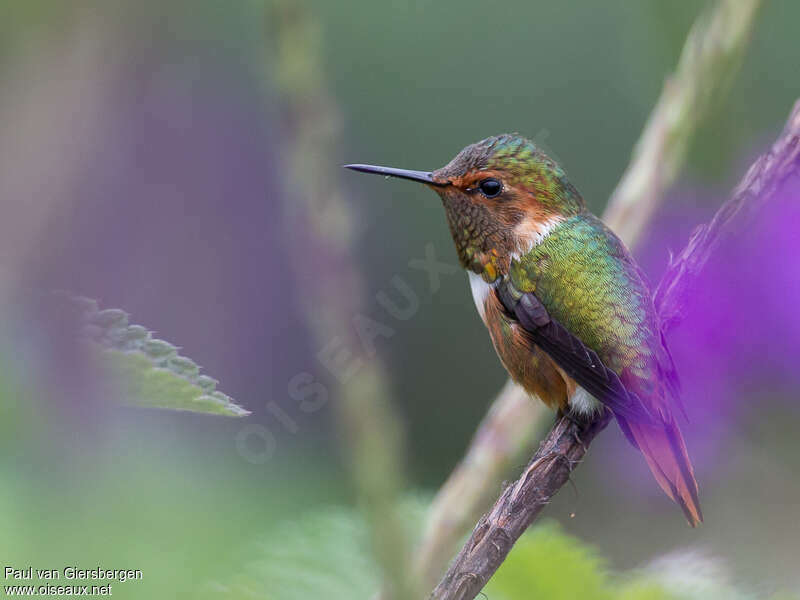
[199,503,790,600]
[202,508,378,600]
[200,498,428,600]
[488,525,760,600]
[618,581,675,600]
[60,292,249,417]
[486,521,613,600]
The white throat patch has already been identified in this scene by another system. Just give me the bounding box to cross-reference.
[468,272,494,323]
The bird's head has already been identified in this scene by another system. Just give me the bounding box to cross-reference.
[346,134,585,281]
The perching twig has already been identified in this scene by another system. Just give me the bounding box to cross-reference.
[655,100,800,331]
[429,99,800,600]
[430,413,612,600]
[415,0,763,588]
[411,380,547,588]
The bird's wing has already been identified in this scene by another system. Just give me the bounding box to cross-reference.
[505,214,677,424]
[495,282,656,423]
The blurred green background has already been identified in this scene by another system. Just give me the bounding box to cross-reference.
[0,0,798,598]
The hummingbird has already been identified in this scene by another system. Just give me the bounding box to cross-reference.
[345,134,702,526]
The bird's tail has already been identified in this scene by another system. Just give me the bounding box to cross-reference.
[617,416,703,527]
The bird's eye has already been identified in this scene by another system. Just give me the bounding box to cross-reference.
[478,178,502,198]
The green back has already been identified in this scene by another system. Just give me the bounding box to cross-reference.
[508,213,668,400]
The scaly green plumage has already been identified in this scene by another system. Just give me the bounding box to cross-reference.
[345,132,702,525]
[508,213,663,399]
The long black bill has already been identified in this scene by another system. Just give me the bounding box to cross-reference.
[343,164,449,187]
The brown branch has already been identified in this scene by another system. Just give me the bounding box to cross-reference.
[429,99,800,600]
[411,382,547,587]
[429,413,612,600]
[413,2,763,586]
[655,99,800,331]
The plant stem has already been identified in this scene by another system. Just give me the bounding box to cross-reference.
[604,0,763,246]
[430,97,800,600]
[264,2,417,598]
[414,0,763,589]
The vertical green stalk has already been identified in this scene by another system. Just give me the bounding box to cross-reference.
[604,0,763,244]
[263,2,417,598]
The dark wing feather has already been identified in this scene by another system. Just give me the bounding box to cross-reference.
[496,282,657,424]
